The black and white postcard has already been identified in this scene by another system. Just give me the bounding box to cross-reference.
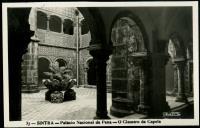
[2,1,199,127]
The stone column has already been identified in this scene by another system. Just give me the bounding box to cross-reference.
[33,38,39,87]
[21,35,40,93]
[84,67,89,86]
[138,58,150,114]
[47,15,50,31]
[170,64,178,96]
[150,53,170,117]
[188,60,193,96]
[106,56,112,93]
[174,59,188,102]
[186,47,193,96]
[61,18,64,34]
[94,56,110,119]
[89,43,110,119]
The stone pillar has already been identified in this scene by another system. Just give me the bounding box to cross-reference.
[150,53,170,117]
[138,58,150,114]
[170,64,178,96]
[89,43,110,119]
[188,60,193,96]
[174,59,188,102]
[47,15,50,31]
[84,67,88,86]
[186,47,193,96]
[33,39,39,86]
[185,47,193,97]
[94,55,110,119]
[106,56,112,93]
[84,57,91,86]
[21,35,40,93]
[61,18,64,34]
[79,21,82,47]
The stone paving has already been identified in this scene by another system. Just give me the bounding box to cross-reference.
[22,87,101,120]
[22,87,193,120]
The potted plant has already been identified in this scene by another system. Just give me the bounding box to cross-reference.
[43,62,76,103]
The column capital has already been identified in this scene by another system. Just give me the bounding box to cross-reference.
[93,55,109,65]
[61,18,65,23]
[128,53,148,67]
[173,58,186,69]
[89,43,111,61]
[31,34,40,42]
[47,14,50,20]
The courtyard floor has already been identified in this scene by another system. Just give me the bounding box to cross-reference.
[22,87,193,120]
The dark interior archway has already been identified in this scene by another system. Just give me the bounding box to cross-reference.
[56,59,67,67]
[165,34,186,97]
[37,11,47,30]
[110,11,150,117]
[38,58,51,86]
[63,19,74,35]
[87,59,96,85]
[49,15,62,33]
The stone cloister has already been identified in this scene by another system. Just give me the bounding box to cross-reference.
[7,7,193,120]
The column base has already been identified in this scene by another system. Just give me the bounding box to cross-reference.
[21,84,40,93]
[110,97,134,117]
[94,115,110,119]
[167,90,178,97]
[175,95,188,103]
[138,104,150,114]
[110,105,134,117]
[186,92,193,97]
[94,110,110,119]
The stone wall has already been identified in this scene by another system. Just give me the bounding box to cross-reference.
[22,7,92,89]
[37,29,75,48]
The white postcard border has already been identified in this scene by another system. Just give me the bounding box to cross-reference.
[2,1,199,127]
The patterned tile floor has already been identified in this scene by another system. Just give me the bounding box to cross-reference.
[22,87,193,120]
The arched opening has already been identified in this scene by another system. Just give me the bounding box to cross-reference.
[37,11,47,30]
[7,7,107,121]
[38,57,51,86]
[110,12,149,117]
[165,34,188,103]
[63,19,74,35]
[166,38,178,95]
[81,19,89,35]
[49,15,62,33]
[55,58,67,67]
[86,58,96,85]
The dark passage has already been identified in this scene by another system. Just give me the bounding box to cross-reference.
[87,59,96,85]
[38,58,50,85]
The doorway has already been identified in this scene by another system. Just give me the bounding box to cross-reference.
[87,58,96,85]
[38,57,51,86]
